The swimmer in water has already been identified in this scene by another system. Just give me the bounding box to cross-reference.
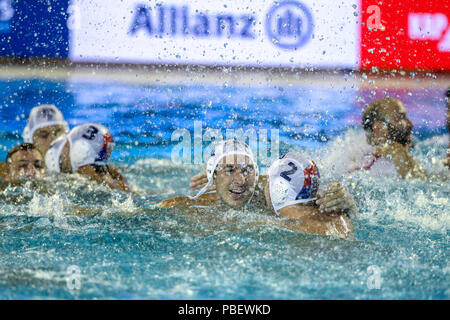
[0,104,68,178]
[159,140,357,238]
[352,97,427,179]
[22,104,70,157]
[1,143,46,183]
[264,152,355,238]
[45,123,130,192]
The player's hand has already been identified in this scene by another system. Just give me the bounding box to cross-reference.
[316,182,357,217]
[189,168,216,191]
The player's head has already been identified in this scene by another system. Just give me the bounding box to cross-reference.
[265,152,319,215]
[190,139,258,209]
[4,143,45,182]
[22,104,69,156]
[363,98,414,148]
[45,123,114,174]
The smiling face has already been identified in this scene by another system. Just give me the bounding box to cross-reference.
[214,154,256,209]
[33,124,67,156]
[6,149,45,182]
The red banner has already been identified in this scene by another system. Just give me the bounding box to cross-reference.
[360,0,450,71]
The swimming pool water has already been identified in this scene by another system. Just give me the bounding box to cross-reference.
[0,77,448,299]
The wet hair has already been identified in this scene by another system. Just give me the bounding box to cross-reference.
[362,97,403,132]
[5,143,42,164]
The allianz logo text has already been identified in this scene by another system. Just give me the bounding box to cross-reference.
[129,1,314,49]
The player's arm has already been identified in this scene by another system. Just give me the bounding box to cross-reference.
[157,192,218,209]
[108,165,131,191]
[77,165,129,192]
[157,196,191,208]
[279,206,353,238]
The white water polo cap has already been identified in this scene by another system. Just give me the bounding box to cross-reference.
[268,152,320,215]
[45,123,114,173]
[22,104,69,143]
[190,139,259,200]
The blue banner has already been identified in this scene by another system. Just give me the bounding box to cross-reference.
[0,0,69,58]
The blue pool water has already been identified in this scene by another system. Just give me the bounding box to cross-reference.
[0,77,448,299]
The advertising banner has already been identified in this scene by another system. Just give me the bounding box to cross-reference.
[68,0,359,68]
[1,0,449,72]
[360,0,450,71]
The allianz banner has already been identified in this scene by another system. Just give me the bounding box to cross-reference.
[0,0,69,58]
[68,0,359,68]
[2,0,449,71]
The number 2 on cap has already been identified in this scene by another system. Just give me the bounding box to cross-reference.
[280,162,297,181]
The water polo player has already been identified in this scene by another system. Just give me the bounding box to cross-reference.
[265,152,355,238]
[158,139,260,209]
[22,104,70,157]
[0,104,68,177]
[1,143,46,183]
[45,123,130,192]
[351,97,427,179]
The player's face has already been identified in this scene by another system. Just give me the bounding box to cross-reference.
[7,149,45,182]
[214,155,256,209]
[33,125,66,156]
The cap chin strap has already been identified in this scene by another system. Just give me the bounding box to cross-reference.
[189,152,259,203]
